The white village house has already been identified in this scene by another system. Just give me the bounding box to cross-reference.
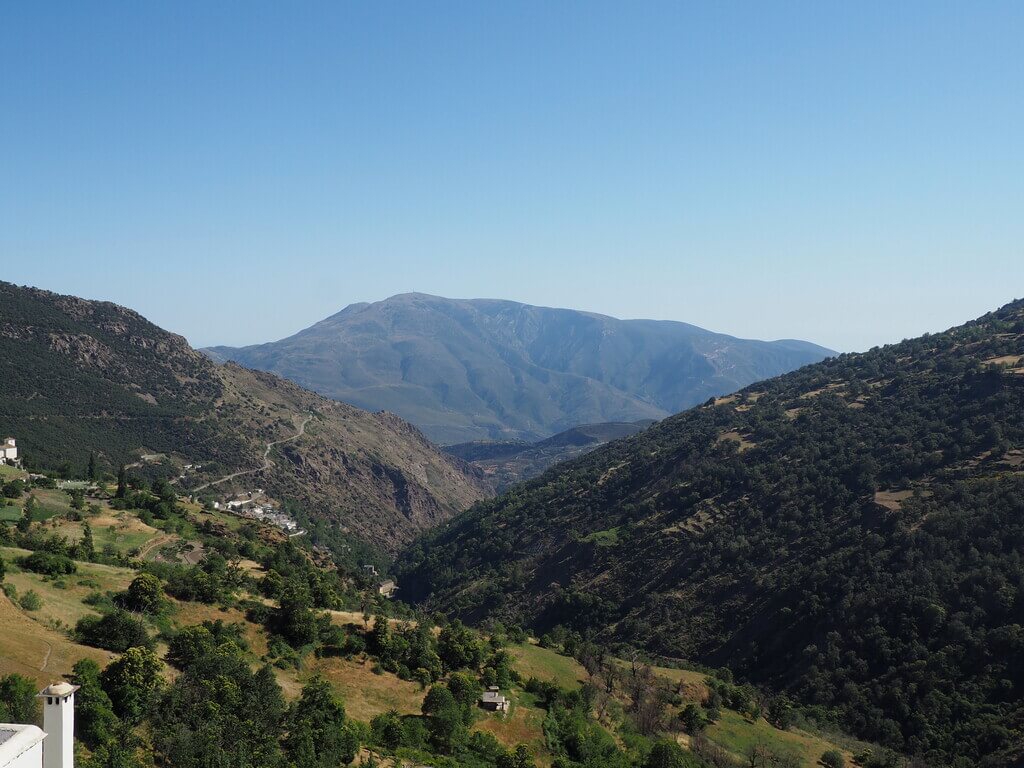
[0,682,77,768]
[0,438,18,465]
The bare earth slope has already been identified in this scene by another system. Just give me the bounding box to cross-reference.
[205,293,834,444]
[0,281,486,553]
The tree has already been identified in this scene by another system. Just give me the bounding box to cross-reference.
[645,740,693,768]
[437,620,484,671]
[369,614,391,658]
[81,520,96,561]
[17,496,37,533]
[71,659,119,749]
[120,573,165,614]
[88,452,98,482]
[422,684,466,753]
[0,673,38,724]
[19,590,42,611]
[101,646,163,724]
[2,480,24,499]
[76,610,151,652]
[370,709,404,750]
[80,736,147,768]
[498,745,537,768]
[273,582,318,647]
[0,553,5,583]
[821,750,845,768]
[115,465,127,499]
[680,703,707,734]
[284,676,358,767]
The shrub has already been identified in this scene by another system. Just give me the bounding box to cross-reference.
[76,609,152,652]
[18,551,76,576]
[19,590,42,611]
[822,749,845,768]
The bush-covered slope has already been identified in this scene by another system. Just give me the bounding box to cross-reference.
[446,420,656,490]
[0,282,486,552]
[398,299,1024,766]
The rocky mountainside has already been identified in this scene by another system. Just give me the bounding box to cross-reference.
[445,420,656,490]
[205,293,833,444]
[398,300,1024,766]
[0,282,487,553]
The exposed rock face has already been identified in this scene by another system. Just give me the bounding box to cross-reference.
[0,281,488,554]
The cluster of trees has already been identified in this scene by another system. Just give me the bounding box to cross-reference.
[399,300,1024,766]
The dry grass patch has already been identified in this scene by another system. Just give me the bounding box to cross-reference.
[302,656,425,721]
[0,592,113,684]
[473,693,548,764]
[0,546,135,628]
[873,489,913,512]
[985,354,1023,366]
[716,431,755,452]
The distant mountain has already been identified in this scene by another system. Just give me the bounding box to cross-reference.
[204,293,834,444]
[446,420,656,490]
[398,300,1024,766]
[0,282,486,553]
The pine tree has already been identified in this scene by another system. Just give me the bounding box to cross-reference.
[82,521,96,561]
[115,465,127,499]
[88,452,98,482]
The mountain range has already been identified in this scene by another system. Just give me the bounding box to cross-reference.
[204,293,834,444]
[0,282,486,554]
[397,299,1024,766]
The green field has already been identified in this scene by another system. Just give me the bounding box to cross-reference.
[0,503,23,522]
[705,709,855,766]
[509,642,588,689]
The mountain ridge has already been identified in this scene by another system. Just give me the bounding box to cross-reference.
[204,292,834,444]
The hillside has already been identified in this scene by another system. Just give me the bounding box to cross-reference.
[204,293,833,444]
[0,469,867,768]
[446,420,656,490]
[398,299,1024,766]
[0,282,486,553]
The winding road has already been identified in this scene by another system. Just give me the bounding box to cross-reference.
[189,413,313,493]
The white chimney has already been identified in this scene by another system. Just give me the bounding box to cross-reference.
[37,683,77,768]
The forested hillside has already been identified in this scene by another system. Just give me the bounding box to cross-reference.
[399,300,1024,766]
[446,420,656,490]
[0,282,486,552]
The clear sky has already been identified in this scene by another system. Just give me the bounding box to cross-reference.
[2,2,1022,352]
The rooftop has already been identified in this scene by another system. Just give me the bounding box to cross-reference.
[0,724,46,763]
[39,682,78,698]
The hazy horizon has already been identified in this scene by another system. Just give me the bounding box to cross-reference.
[4,2,1023,352]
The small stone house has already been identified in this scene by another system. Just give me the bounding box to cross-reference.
[479,686,510,712]
[377,579,398,598]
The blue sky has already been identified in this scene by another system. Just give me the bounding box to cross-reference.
[2,2,1022,352]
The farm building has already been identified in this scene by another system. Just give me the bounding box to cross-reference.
[479,686,510,712]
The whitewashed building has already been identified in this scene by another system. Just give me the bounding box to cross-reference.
[0,682,77,768]
[0,438,18,464]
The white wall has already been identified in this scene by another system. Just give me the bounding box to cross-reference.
[1,740,42,768]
